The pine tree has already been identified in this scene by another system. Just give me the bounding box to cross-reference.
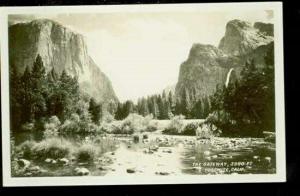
[151,96,160,119]
[115,103,124,120]
[168,91,175,114]
[181,88,191,118]
[20,66,33,122]
[140,98,149,116]
[191,99,203,119]
[9,64,22,129]
[89,98,102,125]
[30,54,47,120]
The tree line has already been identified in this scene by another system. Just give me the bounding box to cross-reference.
[114,90,211,120]
[10,54,103,131]
[208,48,275,137]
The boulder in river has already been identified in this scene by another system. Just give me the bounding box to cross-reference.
[28,166,40,172]
[149,145,159,152]
[203,151,211,156]
[74,167,90,176]
[162,149,172,153]
[155,171,170,175]
[45,158,53,163]
[126,168,136,173]
[98,166,111,171]
[18,159,31,169]
[264,157,271,163]
[58,158,69,165]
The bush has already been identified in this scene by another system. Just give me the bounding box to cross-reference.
[44,116,61,138]
[145,121,158,132]
[99,120,121,134]
[74,143,97,162]
[182,122,198,136]
[119,114,154,134]
[31,138,73,160]
[196,123,214,139]
[17,140,36,159]
[101,113,114,123]
[133,135,139,143]
[21,122,35,132]
[59,113,98,136]
[142,134,148,139]
[92,136,118,153]
[162,115,185,135]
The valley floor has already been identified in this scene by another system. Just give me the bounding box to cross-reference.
[12,130,276,177]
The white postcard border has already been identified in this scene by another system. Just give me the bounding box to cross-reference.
[1,2,286,186]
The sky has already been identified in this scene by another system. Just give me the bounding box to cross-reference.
[9,9,274,102]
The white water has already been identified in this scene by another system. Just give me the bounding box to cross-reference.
[225,68,234,87]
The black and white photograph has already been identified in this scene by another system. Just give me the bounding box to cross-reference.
[0,2,285,186]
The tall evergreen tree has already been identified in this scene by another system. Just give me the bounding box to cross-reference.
[9,64,22,129]
[30,54,47,120]
[89,98,102,125]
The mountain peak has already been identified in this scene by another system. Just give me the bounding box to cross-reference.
[175,19,274,102]
[218,19,273,56]
[9,20,118,104]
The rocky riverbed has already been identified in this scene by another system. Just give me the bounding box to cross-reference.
[13,133,275,177]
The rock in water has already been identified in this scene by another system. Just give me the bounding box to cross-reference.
[162,149,172,153]
[126,168,136,173]
[264,157,272,163]
[9,19,118,104]
[74,167,90,176]
[203,151,211,156]
[155,171,170,175]
[58,158,69,165]
[18,159,31,169]
[45,158,53,163]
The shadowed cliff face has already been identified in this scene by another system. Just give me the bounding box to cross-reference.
[175,19,274,101]
[218,19,273,56]
[9,19,118,104]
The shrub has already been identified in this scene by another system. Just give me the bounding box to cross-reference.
[17,140,36,159]
[21,122,35,132]
[92,136,118,153]
[31,138,73,160]
[100,121,122,134]
[44,116,61,138]
[142,134,148,139]
[182,122,198,136]
[162,115,185,135]
[133,135,140,143]
[119,114,154,134]
[196,123,214,139]
[120,120,135,134]
[145,121,158,132]
[101,113,114,123]
[74,143,97,162]
[48,116,61,126]
[59,113,98,136]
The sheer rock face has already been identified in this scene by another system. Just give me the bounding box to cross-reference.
[9,19,118,103]
[175,19,274,101]
[254,22,274,36]
[218,19,273,56]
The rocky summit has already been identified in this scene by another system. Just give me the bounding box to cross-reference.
[9,19,118,104]
[218,19,273,56]
[175,19,274,101]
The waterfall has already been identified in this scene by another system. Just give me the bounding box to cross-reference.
[225,68,234,87]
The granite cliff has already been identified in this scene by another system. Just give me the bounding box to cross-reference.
[9,19,118,104]
[175,19,274,101]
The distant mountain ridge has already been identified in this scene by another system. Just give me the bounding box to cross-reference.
[9,19,118,104]
[175,19,274,101]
